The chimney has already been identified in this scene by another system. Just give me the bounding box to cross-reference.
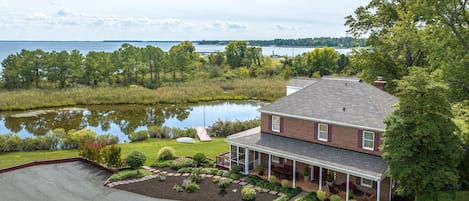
[374,76,387,91]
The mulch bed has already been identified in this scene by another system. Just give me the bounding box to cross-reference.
[114,175,279,201]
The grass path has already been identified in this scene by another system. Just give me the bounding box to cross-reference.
[0,138,228,169]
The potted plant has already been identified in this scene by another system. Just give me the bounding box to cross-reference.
[303,168,310,181]
[326,172,334,186]
[255,165,265,176]
[159,172,167,181]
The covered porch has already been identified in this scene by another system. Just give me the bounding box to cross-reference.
[226,129,393,201]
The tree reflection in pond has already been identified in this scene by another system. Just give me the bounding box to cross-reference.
[0,102,261,142]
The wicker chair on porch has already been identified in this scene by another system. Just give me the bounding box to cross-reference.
[328,185,339,195]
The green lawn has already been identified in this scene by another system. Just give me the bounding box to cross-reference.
[456,191,469,201]
[0,137,228,169]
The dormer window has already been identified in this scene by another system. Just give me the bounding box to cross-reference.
[318,123,328,141]
[271,116,281,132]
[362,131,375,150]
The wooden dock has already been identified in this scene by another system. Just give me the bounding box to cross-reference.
[194,126,211,142]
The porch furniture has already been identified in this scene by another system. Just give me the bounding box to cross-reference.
[272,165,293,179]
[328,185,339,194]
[363,192,377,201]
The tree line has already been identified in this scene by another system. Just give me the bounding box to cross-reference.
[1,41,351,89]
[198,37,367,48]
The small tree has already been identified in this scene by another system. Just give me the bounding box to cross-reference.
[103,145,122,168]
[193,153,206,167]
[126,151,146,173]
[78,141,105,163]
[158,146,176,161]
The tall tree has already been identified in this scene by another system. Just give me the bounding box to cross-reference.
[383,67,463,201]
[302,47,340,76]
[225,41,248,68]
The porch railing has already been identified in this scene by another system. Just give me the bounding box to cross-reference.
[216,152,230,170]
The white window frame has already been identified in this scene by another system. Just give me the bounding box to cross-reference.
[317,123,328,142]
[271,116,281,132]
[362,131,375,150]
[361,178,373,188]
[272,155,280,163]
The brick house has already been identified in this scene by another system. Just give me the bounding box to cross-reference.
[225,77,398,201]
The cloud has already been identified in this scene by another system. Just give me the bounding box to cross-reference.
[209,20,247,31]
[274,24,297,31]
[24,12,49,21]
[56,9,72,16]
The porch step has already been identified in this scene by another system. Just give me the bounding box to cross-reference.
[288,191,308,201]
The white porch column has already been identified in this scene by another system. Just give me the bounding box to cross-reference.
[389,178,392,201]
[346,174,350,201]
[244,147,249,175]
[377,179,381,201]
[319,167,323,190]
[228,144,232,170]
[258,152,261,166]
[268,154,272,178]
[236,146,240,166]
[292,160,296,188]
[310,166,313,181]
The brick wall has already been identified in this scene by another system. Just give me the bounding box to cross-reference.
[261,113,383,156]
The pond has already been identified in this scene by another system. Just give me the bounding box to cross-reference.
[0,101,263,142]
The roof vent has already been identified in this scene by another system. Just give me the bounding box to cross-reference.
[342,107,346,112]
[358,79,363,83]
[345,82,348,86]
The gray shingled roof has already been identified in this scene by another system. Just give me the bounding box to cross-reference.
[287,78,318,88]
[227,129,387,180]
[260,77,398,131]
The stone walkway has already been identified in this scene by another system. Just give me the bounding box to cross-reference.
[105,166,284,197]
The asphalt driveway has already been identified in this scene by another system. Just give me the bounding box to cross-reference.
[0,161,174,201]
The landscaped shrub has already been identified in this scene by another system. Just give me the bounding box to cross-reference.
[281,179,290,188]
[231,164,241,174]
[170,127,185,138]
[185,182,200,193]
[173,184,184,192]
[126,151,146,171]
[241,186,256,201]
[103,145,122,168]
[152,160,173,168]
[79,141,105,163]
[208,119,260,137]
[218,178,233,190]
[109,169,152,182]
[96,134,119,145]
[329,194,341,201]
[316,190,327,201]
[294,191,317,201]
[229,173,242,180]
[158,146,176,161]
[128,130,148,142]
[171,157,194,170]
[245,175,301,200]
[61,128,97,149]
[268,175,278,184]
[148,126,160,138]
[193,153,206,167]
[349,199,357,201]
[274,194,290,201]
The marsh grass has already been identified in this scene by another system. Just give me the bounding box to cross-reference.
[0,78,286,111]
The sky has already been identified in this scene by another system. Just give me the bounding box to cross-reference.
[0,0,370,41]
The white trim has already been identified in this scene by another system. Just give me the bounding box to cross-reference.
[259,110,385,132]
[346,174,350,201]
[292,160,296,188]
[362,131,375,150]
[229,142,383,181]
[377,179,381,201]
[318,123,328,142]
[271,115,281,132]
[361,178,373,188]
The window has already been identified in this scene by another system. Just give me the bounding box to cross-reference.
[361,178,373,188]
[318,123,328,141]
[272,155,280,163]
[362,131,375,150]
[272,116,281,132]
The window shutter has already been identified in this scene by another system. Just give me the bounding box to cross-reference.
[357,129,363,148]
[327,124,332,142]
[280,117,284,133]
[373,181,377,189]
[268,115,272,131]
[313,122,318,140]
[356,176,361,185]
[374,132,380,151]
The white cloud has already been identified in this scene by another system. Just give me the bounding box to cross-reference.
[209,20,247,31]
[24,12,49,21]
[56,9,72,16]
